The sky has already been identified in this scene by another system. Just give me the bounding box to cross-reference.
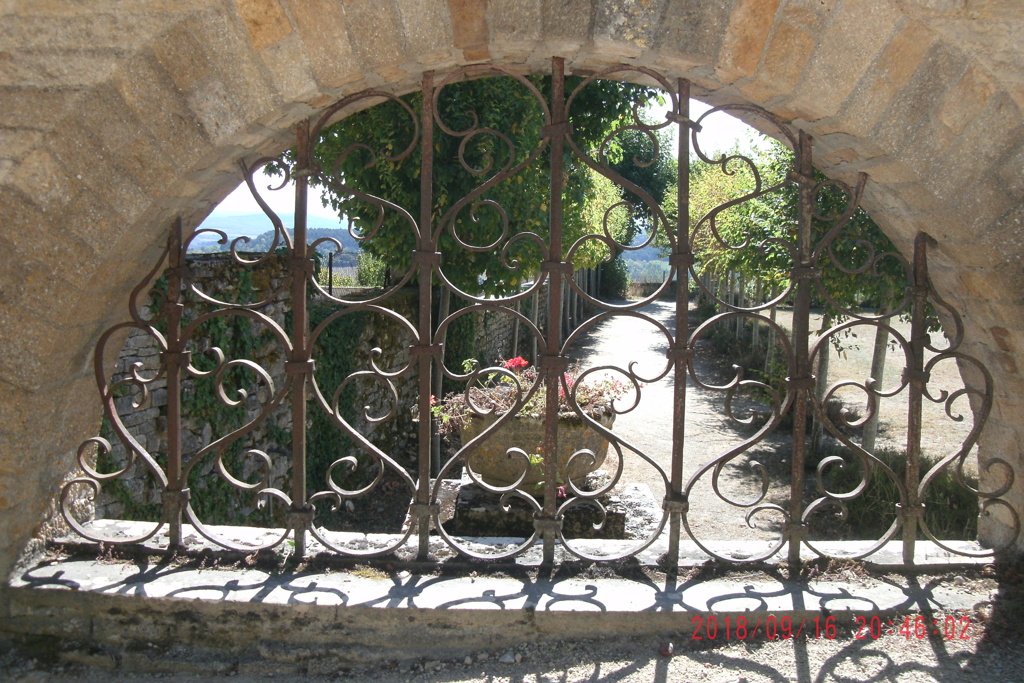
[206,99,762,222]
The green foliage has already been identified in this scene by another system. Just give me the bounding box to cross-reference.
[679,138,909,330]
[606,122,677,243]
[813,448,979,541]
[96,417,162,522]
[441,300,478,395]
[356,251,387,288]
[271,75,657,296]
[183,291,281,526]
[305,302,370,498]
[599,257,629,299]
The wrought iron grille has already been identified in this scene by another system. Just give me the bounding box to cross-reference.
[62,59,1016,568]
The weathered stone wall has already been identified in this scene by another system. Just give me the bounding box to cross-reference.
[473,285,551,367]
[94,254,293,521]
[2,0,1024,586]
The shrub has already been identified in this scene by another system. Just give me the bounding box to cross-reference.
[810,447,979,541]
[599,256,629,299]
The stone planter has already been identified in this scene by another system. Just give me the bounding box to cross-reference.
[460,410,615,490]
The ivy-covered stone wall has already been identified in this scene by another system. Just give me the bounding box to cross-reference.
[99,256,539,524]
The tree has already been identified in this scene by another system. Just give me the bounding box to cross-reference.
[606,123,677,242]
[279,75,658,297]
[679,136,912,452]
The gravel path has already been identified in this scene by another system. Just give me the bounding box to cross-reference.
[568,299,981,547]
[571,299,790,546]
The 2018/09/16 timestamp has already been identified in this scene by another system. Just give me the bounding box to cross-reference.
[690,615,973,641]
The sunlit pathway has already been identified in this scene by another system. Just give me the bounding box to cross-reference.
[570,298,784,546]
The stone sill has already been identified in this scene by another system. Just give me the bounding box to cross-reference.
[44,518,994,568]
[1,520,996,674]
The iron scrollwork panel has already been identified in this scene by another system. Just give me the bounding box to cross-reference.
[62,58,1011,567]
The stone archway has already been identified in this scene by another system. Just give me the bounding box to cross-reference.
[1,0,1023,583]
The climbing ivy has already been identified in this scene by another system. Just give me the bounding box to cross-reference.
[304,301,371,518]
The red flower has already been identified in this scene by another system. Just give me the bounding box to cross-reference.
[502,356,529,371]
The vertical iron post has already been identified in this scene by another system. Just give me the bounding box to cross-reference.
[539,57,568,564]
[327,252,334,296]
[416,71,437,560]
[163,218,187,547]
[666,79,692,567]
[902,233,930,563]
[289,119,313,558]
[787,130,815,569]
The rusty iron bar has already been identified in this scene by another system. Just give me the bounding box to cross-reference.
[787,130,816,569]
[416,70,437,560]
[539,56,568,564]
[902,233,931,563]
[164,218,186,547]
[666,78,692,567]
[290,118,312,558]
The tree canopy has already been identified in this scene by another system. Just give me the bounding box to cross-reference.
[278,76,659,297]
[684,137,909,323]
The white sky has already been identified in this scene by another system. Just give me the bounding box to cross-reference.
[209,178,340,218]
[206,100,760,222]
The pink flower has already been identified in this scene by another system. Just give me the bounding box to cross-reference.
[430,395,437,406]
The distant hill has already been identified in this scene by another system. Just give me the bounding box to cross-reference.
[189,213,361,263]
[621,232,667,262]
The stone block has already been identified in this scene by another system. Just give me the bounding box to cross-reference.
[55,131,151,226]
[593,0,668,49]
[114,54,210,166]
[779,0,839,34]
[450,481,629,540]
[871,41,968,160]
[655,0,733,67]
[0,242,100,332]
[395,0,454,63]
[0,48,121,89]
[159,7,277,144]
[151,21,217,93]
[938,65,997,136]
[0,87,84,131]
[0,11,172,52]
[6,147,81,211]
[256,33,320,103]
[822,22,936,139]
[737,21,814,104]
[488,0,542,46]
[716,0,780,83]
[288,0,362,89]
[0,127,43,162]
[233,0,294,50]
[541,0,595,42]
[788,1,902,120]
[927,185,1007,250]
[996,142,1024,200]
[343,0,407,70]
[933,94,1024,203]
[438,0,481,55]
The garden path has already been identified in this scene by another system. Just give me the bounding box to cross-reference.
[569,298,786,545]
[568,298,978,546]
